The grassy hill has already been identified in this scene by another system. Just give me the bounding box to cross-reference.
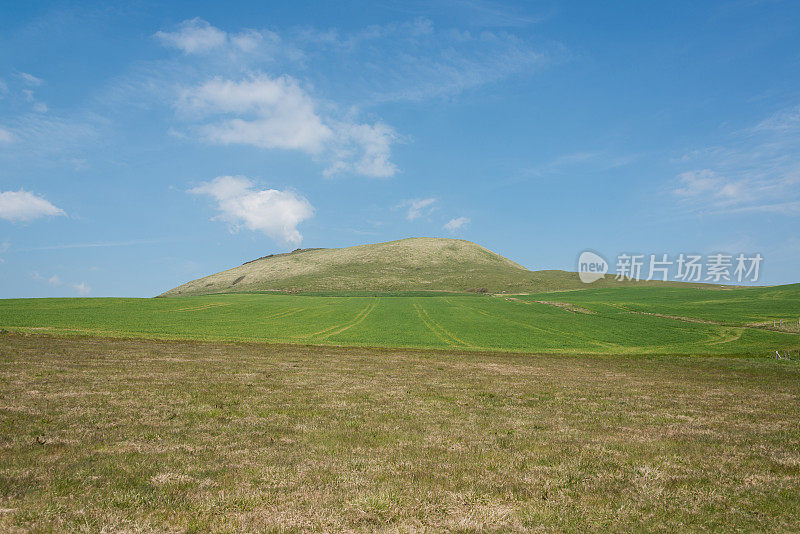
[159,237,719,296]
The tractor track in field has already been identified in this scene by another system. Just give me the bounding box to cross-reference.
[412,302,470,348]
[263,307,305,321]
[305,299,380,341]
[707,327,744,345]
[170,303,232,312]
[607,304,800,336]
[458,299,597,342]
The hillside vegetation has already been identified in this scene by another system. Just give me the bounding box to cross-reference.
[160,237,718,296]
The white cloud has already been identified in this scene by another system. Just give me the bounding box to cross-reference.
[48,274,61,286]
[230,29,266,52]
[133,16,554,182]
[402,198,437,220]
[443,216,470,232]
[155,18,227,54]
[0,127,13,144]
[0,190,65,223]
[73,282,91,295]
[178,75,399,177]
[180,75,332,152]
[0,241,9,263]
[333,121,402,177]
[190,175,314,246]
[152,17,547,177]
[327,122,398,178]
[155,18,285,56]
[155,18,549,103]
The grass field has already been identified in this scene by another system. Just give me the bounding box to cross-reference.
[1,335,799,531]
[0,285,798,356]
[517,284,800,326]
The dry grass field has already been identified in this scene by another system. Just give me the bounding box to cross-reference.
[2,334,799,532]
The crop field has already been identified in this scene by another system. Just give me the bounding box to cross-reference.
[1,335,799,532]
[0,285,798,355]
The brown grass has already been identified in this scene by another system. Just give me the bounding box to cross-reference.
[1,334,799,532]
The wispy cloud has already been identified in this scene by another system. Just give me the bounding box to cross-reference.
[155,18,227,54]
[31,270,92,295]
[531,150,638,177]
[752,104,800,133]
[0,112,103,163]
[190,175,314,246]
[0,190,65,223]
[401,197,437,220]
[672,103,800,215]
[73,281,91,295]
[22,89,47,113]
[30,271,61,286]
[154,16,551,106]
[0,127,13,144]
[0,74,102,166]
[17,72,43,86]
[443,216,470,232]
[452,0,548,27]
[136,16,552,179]
[292,18,550,103]
[21,238,175,251]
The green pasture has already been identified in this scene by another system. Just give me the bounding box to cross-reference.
[0,285,797,355]
[520,284,800,324]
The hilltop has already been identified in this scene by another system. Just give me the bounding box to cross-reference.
[159,237,717,296]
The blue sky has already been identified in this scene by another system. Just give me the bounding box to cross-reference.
[1,0,799,297]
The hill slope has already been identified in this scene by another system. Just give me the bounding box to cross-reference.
[159,237,719,296]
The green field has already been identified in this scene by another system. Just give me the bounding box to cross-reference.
[0,285,798,355]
